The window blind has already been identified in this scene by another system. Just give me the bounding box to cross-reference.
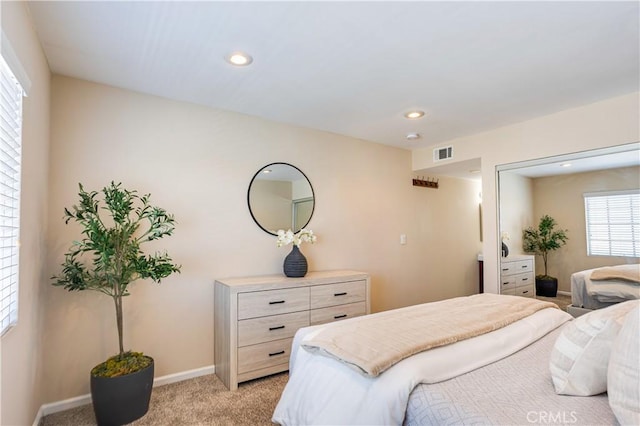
[0,55,23,336]
[584,190,640,257]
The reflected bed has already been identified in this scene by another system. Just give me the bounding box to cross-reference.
[570,264,640,311]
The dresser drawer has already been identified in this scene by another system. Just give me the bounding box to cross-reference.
[310,302,366,326]
[515,272,534,287]
[515,284,535,298]
[238,287,310,320]
[237,338,293,374]
[501,277,516,291]
[238,311,309,347]
[310,280,366,309]
[501,260,533,276]
[501,287,516,295]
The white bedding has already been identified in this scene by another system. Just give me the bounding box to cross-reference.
[272,307,571,425]
[404,327,614,425]
[571,266,640,310]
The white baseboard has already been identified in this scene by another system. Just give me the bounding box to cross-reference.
[153,364,215,387]
[35,394,92,425]
[33,364,215,425]
[557,290,571,297]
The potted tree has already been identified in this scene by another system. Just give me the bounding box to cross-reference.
[52,182,181,425]
[522,214,569,297]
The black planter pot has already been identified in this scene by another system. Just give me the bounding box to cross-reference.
[90,357,154,426]
[536,277,558,297]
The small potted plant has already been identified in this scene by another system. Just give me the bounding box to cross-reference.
[52,182,181,425]
[522,214,569,297]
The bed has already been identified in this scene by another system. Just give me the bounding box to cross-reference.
[570,264,640,311]
[272,293,639,425]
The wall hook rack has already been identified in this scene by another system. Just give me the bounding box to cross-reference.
[412,176,439,189]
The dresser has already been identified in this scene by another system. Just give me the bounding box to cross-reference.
[214,270,370,390]
[500,255,535,297]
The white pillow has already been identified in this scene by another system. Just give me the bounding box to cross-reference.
[608,305,640,425]
[549,300,639,396]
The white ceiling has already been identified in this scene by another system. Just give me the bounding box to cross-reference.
[25,1,639,151]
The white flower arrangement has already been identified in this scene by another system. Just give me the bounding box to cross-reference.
[276,229,317,247]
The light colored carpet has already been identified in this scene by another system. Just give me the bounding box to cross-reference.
[41,372,288,426]
[535,293,572,311]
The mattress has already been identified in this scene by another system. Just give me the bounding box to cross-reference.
[404,327,614,425]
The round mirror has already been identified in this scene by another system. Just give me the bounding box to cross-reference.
[247,163,315,236]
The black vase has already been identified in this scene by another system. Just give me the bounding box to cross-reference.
[501,242,509,258]
[90,357,154,426]
[283,245,308,277]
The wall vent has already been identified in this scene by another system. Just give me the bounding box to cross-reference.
[433,145,453,162]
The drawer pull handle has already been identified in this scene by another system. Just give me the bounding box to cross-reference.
[502,282,510,285]
[502,268,509,271]
[522,277,528,281]
[269,300,285,305]
[269,325,285,331]
[521,265,528,269]
[334,314,347,319]
[522,290,529,294]
[334,292,347,296]
[269,350,285,357]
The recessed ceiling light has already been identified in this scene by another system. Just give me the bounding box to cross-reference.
[406,133,421,140]
[561,163,572,168]
[404,110,425,119]
[226,52,253,66]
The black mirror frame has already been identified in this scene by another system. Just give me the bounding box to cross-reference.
[247,162,315,236]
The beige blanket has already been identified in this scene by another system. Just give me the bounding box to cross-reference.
[302,293,557,377]
[590,264,640,284]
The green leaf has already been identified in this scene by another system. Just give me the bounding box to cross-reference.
[522,214,569,276]
[52,182,181,357]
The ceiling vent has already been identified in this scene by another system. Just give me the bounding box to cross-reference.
[433,145,453,162]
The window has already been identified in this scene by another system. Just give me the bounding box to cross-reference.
[0,54,23,335]
[584,190,640,257]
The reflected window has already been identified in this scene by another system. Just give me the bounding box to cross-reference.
[584,190,640,257]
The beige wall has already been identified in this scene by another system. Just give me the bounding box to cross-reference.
[1,2,51,425]
[531,166,640,292]
[43,76,482,403]
[413,92,640,295]
[498,173,534,257]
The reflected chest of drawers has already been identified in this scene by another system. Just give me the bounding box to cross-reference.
[500,255,535,297]
[214,270,370,390]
